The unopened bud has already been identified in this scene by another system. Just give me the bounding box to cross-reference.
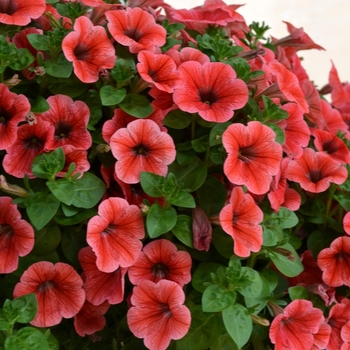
[0,175,30,198]
[4,74,21,88]
[267,301,284,317]
[250,314,270,326]
[95,144,111,153]
[34,66,46,76]
[26,112,37,126]
[272,247,295,261]
[192,206,212,252]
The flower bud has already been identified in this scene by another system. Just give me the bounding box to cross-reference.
[192,206,212,252]
[0,175,30,198]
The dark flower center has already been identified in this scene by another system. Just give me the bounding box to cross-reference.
[335,251,350,260]
[132,144,150,156]
[148,69,158,81]
[54,121,72,140]
[238,146,256,163]
[23,136,45,151]
[37,280,56,293]
[308,169,323,183]
[151,263,169,279]
[199,88,218,105]
[73,43,90,61]
[0,0,18,15]
[322,139,339,155]
[231,211,239,225]
[102,223,118,236]
[159,303,172,318]
[0,107,11,125]
[124,28,143,42]
[0,224,13,237]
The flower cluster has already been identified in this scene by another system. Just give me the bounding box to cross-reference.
[1,0,350,349]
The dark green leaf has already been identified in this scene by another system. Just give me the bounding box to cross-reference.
[119,94,153,118]
[261,96,289,122]
[31,148,65,180]
[47,179,75,206]
[288,286,310,301]
[140,172,165,198]
[202,284,236,312]
[209,122,231,146]
[31,224,61,256]
[5,327,49,350]
[146,204,177,238]
[26,34,50,51]
[167,190,195,208]
[266,123,285,145]
[29,96,50,113]
[54,208,97,225]
[192,262,225,292]
[99,86,126,106]
[164,110,192,129]
[171,215,193,248]
[3,294,37,324]
[45,53,73,78]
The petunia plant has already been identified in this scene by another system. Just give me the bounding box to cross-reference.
[2,0,350,349]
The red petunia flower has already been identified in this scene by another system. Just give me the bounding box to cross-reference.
[329,61,350,110]
[173,61,248,123]
[269,299,325,350]
[320,99,349,136]
[286,147,347,193]
[164,46,210,67]
[219,186,263,257]
[344,212,350,235]
[13,261,85,327]
[326,298,350,350]
[0,0,46,26]
[0,83,31,151]
[78,246,127,305]
[137,51,182,93]
[39,94,92,151]
[106,7,166,54]
[223,121,282,195]
[86,197,145,272]
[128,239,192,287]
[312,322,332,350]
[3,117,54,178]
[317,236,350,287]
[56,145,90,178]
[110,119,176,184]
[62,16,116,83]
[311,127,350,164]
[127,280,191,350]
[0,196,34,274]
[341,321,350,350]
[74,300,110,337]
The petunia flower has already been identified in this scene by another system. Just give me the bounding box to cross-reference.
[137,51,182,93]
[0,196,34,274]
[269,299,325,350]
[128,239,192,287]
[106,7,166,54]
[86,197,145,272]
[344,212,350,235]
[127,280,191,350]
[39,94,92,151]
[78,246,127,305]
[0,0,46,26]
[13,261,85,327]
[222,121,282,195]
[317,236,350,287]
[0,83,31,151]
[219,186,263,257]
[326,298,350,350]
[110,119,176,184]
[3,117,54,178]
[62,16,116,83]
[74,300,110,337]
[286,147,348,193]
[173,61,248,123]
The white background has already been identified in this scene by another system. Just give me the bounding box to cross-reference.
[166,0,350,89]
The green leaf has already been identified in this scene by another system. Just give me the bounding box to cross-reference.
[192,262,225,292]
[26,34,50,51]
[334,192,350,211]
[222,303,252,349]
[31,224,61,256]
[164,110,192,129]
[47,179,75,206]
[209,122,231,146]
[99,85,126,106]
[29,96,50,113]
[47,75,88,98]
[71,172,106,209]
[0,310,11,331]
[119,94,153,118]
[196,176,226,215]
[267,123,285,145]
[168,157,207,192]
[3,294,37,324]
[31,148,65,180]
[202,284,236,312]
[191,135,209,153]
[140,172,165,198]
[61,203,79,217]
[45,53,72,78]
[171,215,193,248]
[26,192,60,230]
[261,96,289,121]
[307,230,334,258]
[211,333,239,350]
[268,243,304,277]
[288,286,310,301]
[146,204,177,238]
[176,306,222,350]
[54,208,97,225]
[5,327,49,350]
[238,267,263,298]
[9,48,35,71]
[111,57,136,83]
[211,227,234,259]
[167,190,195,208]
[61,226,87,265]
